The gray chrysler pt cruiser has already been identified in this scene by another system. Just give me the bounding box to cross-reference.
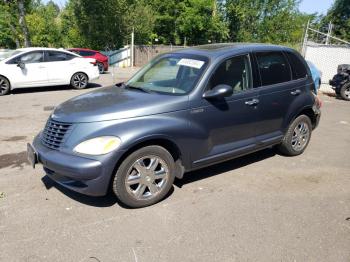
[28,44,321,208]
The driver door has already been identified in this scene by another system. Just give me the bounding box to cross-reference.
[7,51,48,88]
[190,54,260,168]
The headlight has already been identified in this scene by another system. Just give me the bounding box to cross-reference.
[74,136,121,155]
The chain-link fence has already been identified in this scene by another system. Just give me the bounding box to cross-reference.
[302,22,350,90]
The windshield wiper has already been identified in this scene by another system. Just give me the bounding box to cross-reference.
[125,85,152,93]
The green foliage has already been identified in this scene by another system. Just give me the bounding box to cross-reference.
[176,0,229,45]
[322,0,350,41]
[26,1,61,47]
[0,0,348,50]
[225,0,309,47]
[124,0,155,45]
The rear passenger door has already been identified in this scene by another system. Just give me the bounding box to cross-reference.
[254,51,308,144]
[44,51,77,85]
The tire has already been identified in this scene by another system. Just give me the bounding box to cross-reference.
[97,63,105,74]
[112,146,176,208]
[0,76,10,96]
[278,115,312,156]
[340,83,350,101]
[70,72,88,89]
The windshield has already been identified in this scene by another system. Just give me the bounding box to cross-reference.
[126,54,208,95]
[0,50,23,61]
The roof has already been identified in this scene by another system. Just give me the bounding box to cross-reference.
[174,43,292,58]
[68,48,97,52]
[17,47,68,52]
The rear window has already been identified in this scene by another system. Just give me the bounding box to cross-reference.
[285,51,308,80]
[256,52,291,86]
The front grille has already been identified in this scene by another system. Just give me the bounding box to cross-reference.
[41,119,72,150]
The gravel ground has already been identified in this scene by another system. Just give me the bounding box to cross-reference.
[0,72,349,262]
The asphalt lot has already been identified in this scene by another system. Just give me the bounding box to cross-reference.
[0,70,349,262]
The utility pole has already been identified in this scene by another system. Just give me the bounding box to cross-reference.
[325,22,333,45]
[131,27,134,68]
[301,20,310,57]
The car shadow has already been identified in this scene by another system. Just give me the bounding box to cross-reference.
[11,83,102,95]
[41,174,175,209]
[41,148,276,208]
[174,148,276,188]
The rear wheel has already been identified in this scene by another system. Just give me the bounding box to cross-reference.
[97,63,105,74]
[278,115,312,156]
[112,146,175,208]
[70,72,88,89]
[0,76,10,96]
[340,83,350,101]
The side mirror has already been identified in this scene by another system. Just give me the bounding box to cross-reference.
[203,84,233,99]
[17,61,25,70]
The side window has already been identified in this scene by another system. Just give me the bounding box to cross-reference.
[256,52,291,86]
[285,51,308,80]
[80,50,95,56]
[10,51,44,64]
[46,51,75,62]
[208,55,252,94]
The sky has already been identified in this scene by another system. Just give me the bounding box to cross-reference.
[44,0,335,15]
[299,0,334,14]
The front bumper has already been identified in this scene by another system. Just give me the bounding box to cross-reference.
[31,135,123,196]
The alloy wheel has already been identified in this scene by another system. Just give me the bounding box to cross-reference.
[0,77,10,95]
[72,73,87,89]
[125,155,169,201]
[291,121,310,151]
[344,86,350,99]
[98,63,104,74]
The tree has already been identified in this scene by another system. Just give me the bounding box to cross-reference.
[17,0,31,46]
[1,0,32,47]
[124,0,155,45]
[176,0,228,45]
[26,1,61,47]
[70,0,130,50]
[322,0,350,41]
[225,0,310,48]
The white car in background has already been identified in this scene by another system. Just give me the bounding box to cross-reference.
[0,47,99,96]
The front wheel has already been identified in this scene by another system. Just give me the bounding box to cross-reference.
[112,146,176,208]
[70,72,88,89]
[278,115,312,156]
[0,76,10,96]
[340,83,350,101]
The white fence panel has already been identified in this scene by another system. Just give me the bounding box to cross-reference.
[305,43,350,84]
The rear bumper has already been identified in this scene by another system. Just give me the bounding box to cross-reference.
[89,67,100,81]
[31,135,123,196]
[103,61,109,71]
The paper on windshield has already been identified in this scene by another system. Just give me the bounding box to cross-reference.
[177,58,204,69]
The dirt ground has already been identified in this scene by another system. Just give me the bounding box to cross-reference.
[0,70,349,262]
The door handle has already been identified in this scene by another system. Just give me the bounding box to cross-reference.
[291,89,301,96]
[245,98,259,106]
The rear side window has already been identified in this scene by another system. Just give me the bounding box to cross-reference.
[256,52,291,86]
[46,51,75,62]
[285,51,308,80]
[79,50,96,56]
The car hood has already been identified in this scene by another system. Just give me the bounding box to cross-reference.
[51,86,189,123]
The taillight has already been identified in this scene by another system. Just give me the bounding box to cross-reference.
[314,94,322,108]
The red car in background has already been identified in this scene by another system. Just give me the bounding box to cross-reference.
[68,48,109,74]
